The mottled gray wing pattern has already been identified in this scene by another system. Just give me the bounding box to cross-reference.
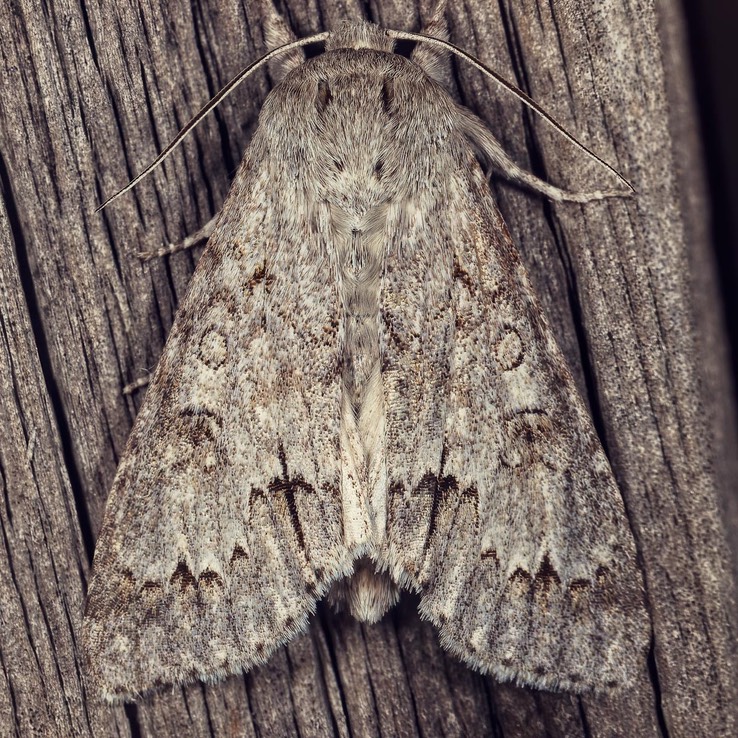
[380,146,649,692]
[83,144,352,701]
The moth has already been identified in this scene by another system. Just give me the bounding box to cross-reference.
[84,1,649,702]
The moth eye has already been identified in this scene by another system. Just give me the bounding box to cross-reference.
[381,78,395,116]
[316,79,332,113]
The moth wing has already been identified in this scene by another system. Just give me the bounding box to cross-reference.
[83,148,352,701]
[380,151,649,692]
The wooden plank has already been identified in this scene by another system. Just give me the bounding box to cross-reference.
[0,0,735,735]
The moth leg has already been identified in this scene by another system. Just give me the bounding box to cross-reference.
[458,107,631,202]
[136,216,218,262]
[122,372,152,396]
[126,215,219,394]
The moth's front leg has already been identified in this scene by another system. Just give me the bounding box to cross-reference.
[136,215,218,261]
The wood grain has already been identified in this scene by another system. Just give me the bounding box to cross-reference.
[0,0,735,735]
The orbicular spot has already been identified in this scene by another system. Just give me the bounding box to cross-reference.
[494,327,524,371]
[198,330,227,369]
[170,560,197,592]
[316,79,332,113]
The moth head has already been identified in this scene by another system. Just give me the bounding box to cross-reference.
[324,20,395,53]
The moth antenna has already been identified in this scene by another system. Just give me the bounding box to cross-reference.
[390,30,634,195]
[96,31,330,211]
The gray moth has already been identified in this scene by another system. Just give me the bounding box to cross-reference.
[83,0,650,703]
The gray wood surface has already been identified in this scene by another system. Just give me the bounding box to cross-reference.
[1,0,736,735]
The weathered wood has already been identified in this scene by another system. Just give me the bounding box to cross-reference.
[0,0,735,736]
